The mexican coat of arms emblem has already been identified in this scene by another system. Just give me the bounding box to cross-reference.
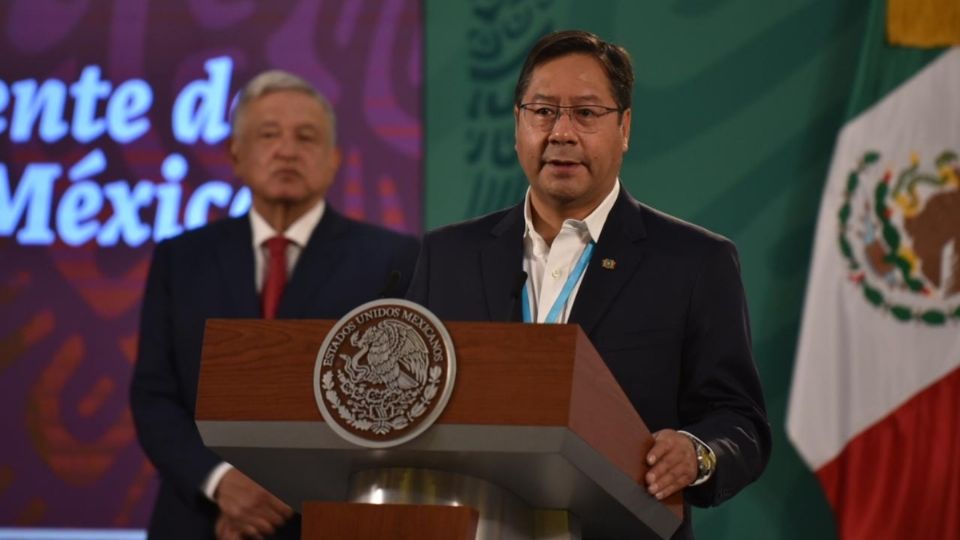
[313,299,456,447]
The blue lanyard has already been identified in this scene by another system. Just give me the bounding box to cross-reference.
[522,242,595,323]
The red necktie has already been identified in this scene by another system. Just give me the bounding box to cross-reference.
[261,235,289,319]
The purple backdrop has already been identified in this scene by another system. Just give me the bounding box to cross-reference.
[0,0,421,529]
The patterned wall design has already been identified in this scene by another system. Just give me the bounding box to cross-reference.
[425,1,872,538]
[0,0,421,528]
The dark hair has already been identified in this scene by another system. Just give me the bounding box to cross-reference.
[514,30,634,113]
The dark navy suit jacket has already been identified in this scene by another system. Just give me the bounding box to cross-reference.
[130,207,419,539]
[406,188,770,540]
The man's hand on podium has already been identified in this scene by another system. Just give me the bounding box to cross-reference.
[644,429,698,500]
[215,512,250,540]
[214,468,294,539]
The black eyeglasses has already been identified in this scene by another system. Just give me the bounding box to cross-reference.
[518,103,622,133]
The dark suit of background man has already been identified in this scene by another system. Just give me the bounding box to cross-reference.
[406,30,770,540]
[131,70,419,539]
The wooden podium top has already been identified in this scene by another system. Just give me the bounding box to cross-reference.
[197,318,682,539]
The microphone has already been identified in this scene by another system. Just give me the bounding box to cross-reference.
[507,271,528,321]
[378,270,403,298]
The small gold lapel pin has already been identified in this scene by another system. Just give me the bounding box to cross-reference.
[601,258,616,270]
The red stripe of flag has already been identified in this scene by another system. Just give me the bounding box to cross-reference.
[816,366,960,539]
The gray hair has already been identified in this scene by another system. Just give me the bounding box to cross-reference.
[231,69,337,144]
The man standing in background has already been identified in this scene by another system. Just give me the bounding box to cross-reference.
[131,70,419,539]
[407,30,769,539]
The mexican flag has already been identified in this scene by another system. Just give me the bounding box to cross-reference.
[787,1,960,539]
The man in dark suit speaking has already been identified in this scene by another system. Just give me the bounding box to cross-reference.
[406,30,770,539]
[130,70,419,539]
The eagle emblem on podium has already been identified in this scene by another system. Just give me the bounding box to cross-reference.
[343,319,431,390]
[314,299,456,448]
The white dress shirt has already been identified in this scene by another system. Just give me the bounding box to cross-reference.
[522,182,619,323]
[201,200,326,501]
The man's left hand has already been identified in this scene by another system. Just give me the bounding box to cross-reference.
[644,429,697,500]
[214,513,247,540]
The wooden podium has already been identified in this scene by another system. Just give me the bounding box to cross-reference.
[196,319,682,539]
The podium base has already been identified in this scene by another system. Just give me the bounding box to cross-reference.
[302,501,478,540]
[347,468,581,540]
